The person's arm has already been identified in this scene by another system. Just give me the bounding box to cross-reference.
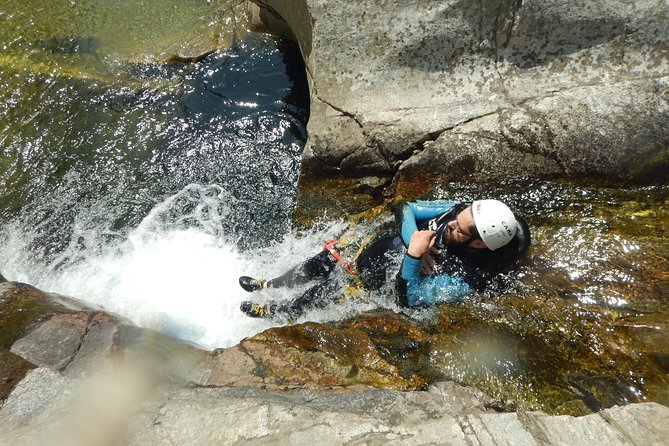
[397,230,471,307]
[399,200,457,246]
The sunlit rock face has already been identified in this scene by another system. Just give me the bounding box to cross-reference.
[0,283,207,400]
[251,0,669,213]
[5,277,668,417]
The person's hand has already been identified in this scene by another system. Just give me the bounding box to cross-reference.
[408,230,436,258]
[420,247,441,274]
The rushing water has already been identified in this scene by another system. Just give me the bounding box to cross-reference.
[0,0,314,348]
[1,0,668,415]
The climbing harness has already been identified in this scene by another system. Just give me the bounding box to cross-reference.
[323,239,359,276]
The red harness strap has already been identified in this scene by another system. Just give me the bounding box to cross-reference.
[323,239,358,276]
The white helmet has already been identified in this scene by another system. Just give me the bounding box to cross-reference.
[471,199,517,251]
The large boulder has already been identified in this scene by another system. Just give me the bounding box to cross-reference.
[2,281,669,443]
[2,366,669,445]
[250,0,669,217]
[0,282,207,401]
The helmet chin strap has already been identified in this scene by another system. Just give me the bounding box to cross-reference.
[435,224,447,250]
[430,202,469,250]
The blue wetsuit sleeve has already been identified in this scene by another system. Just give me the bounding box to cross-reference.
[399,200,457,246]
[400,205,419,246]
[399,254,471,307]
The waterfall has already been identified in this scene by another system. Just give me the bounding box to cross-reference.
[0,2,315,348]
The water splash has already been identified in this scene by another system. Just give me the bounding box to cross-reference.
[0,10,311,349]
[1,182,351,349]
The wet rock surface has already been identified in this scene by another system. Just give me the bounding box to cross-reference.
[198,312,431,391]
[2,366,668,445]
[250,0,669,219]
[0,350,34,402]
[2,280,669,444]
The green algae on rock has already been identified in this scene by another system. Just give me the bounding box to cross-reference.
[0,0,250,65]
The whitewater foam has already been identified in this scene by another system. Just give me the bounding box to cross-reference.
[0,184,353,349]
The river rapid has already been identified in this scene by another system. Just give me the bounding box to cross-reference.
[1,0,667,415]
[0,0,316,348]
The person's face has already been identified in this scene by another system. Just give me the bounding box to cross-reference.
[445,206,486,249]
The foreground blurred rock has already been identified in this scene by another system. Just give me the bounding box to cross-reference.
[2,281,668,444]
[3,367,669,446]
[249,0,669,222]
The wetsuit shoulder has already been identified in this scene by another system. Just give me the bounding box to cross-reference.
[396,200,463,246]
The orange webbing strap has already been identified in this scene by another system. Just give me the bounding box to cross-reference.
[323,239,358,276]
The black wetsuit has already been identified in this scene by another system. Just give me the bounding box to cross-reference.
[266,201,530,317]
[267,231,405,318]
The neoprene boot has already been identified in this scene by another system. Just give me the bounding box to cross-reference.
[240,301,276,318]
[239,276,267,292]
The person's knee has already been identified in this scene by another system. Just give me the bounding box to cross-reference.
[304,250,337,277]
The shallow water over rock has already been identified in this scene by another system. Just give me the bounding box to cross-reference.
[1,1,667,418]
[266,182,669,415]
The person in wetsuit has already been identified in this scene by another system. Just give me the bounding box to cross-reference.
[395,199,530,307]
[238,199,531,319]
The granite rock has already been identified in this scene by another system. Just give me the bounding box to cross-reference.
[251,0,669,217]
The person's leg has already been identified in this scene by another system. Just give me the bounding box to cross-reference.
[239,249,337,292]
[274,279,342,319]
[275,234,403,318]
[268,250,337,288]
[355,234,405,290]
[240,278,342,319]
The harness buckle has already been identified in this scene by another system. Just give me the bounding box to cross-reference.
[323,239,358,276]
